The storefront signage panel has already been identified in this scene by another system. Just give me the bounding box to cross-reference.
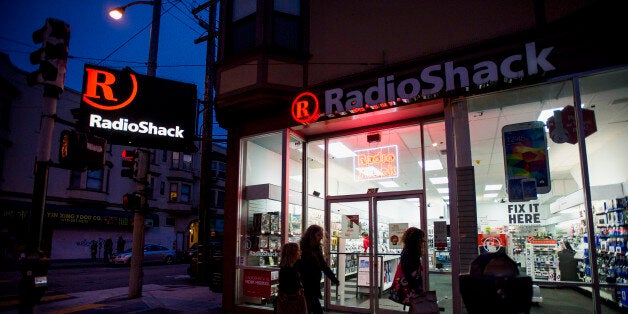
[507,203,541,225]
[79,64,197,152]
[353,145,399,181]
[292,41,557,125]
[243,268,278,299]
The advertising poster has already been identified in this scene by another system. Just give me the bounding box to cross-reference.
[342,215,361,239]
[388,223,408,249]
[242,268,278,299]
[433,221,447,250]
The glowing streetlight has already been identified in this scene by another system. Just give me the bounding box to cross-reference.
[107,0,161,77]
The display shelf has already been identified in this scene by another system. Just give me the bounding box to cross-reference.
[525,239,559,281]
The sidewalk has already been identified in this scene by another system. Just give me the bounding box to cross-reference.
[32,284,223,313]
[1,259,224,314]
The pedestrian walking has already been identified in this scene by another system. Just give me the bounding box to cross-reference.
[90,240,98,261]
[275,242,307,314]
[299,225,339,314]
[104,238,113,263]
[116,236,125,253]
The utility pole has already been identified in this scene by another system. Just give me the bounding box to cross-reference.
[128,0,161,299]
[21,18,70,313]
[193,0,218,287]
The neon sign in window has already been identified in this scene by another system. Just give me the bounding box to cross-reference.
[353,145,399,181]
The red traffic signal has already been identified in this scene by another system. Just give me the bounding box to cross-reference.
[121,149,139,179]
[122,193,144,211]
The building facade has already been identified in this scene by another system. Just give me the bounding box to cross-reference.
[0,53,226,264]
[213,1,628,313]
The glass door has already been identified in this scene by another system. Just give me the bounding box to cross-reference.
[326,190,422,314]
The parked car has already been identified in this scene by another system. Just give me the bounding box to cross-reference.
[112,244,176,265]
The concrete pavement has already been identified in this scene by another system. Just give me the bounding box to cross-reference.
[0,259,223,314]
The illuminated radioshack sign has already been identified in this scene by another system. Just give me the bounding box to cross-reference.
[353,145,399,181]
[79,65,197,152]
[292,41,556,124]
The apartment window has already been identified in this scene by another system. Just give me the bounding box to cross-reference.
[169,183,178,201]
[273,0,301,51]
[172,152,192,171]
[147,177,155,198]
[162,150,167,162]
[211,161,226,179]
[172,152,180,169]
[69,171,82,188]
[229,0,257,54]
[215,190,225,208]
[86,169,103,190]
[180,184,191,203]
[166,217,175,226]
[160,182,165,195]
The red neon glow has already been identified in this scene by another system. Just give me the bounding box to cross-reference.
[291,92,320,124]
[82,68,138,111]
[353,145,399,181]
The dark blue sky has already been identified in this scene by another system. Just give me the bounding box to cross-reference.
[1,0,226,139]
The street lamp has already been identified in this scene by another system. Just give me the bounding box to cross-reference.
[108,0,162,299]
[108,0,162,77]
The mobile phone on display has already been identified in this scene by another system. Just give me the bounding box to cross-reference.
[502,121,551,198]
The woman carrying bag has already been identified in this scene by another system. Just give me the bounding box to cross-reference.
[275,242,307,314]
[390,227,439,314]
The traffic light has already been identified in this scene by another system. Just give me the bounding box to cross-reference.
[27,18,70,98]
[121,149,139,179]
[122,193,144,211]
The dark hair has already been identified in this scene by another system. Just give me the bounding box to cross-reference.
[280,242,300,267]
[402,227,425,254]
[300,225,326,257]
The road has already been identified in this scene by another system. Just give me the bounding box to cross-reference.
[0,263,196,312]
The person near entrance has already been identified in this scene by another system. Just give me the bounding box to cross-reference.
[361,232,370,253]
[299,225,339,314]
[558,240,578,281]
[275,242,307,314]
[400,227,426,311]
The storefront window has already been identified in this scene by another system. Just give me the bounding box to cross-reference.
[466,69,628,309]
[579,68,628,302]
[326,124,424,196]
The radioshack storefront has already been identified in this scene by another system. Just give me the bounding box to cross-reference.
[217,19,628,314]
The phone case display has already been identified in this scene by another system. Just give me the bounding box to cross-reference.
[588,197,628,307]
[525,239,559,281]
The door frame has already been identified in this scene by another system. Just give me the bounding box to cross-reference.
[325,189,425,314]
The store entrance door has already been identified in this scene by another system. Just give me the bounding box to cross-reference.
[326,190,423,314]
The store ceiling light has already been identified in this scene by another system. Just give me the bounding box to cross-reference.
[429,177,448,185]
[418,159,443,171]
[378,180,399,188]
[437,188,449,194]
[318,142,356,158]
[484,184,502,191]
[483,193,498,198]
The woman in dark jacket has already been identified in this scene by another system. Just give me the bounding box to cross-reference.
[276,242,306,314]
[400,227,426,298]
[299,225,339,314]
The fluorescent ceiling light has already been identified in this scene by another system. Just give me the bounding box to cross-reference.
[483,193,498,198]
[443,195,449,200]
[290,175,302,182]
[429,177,448,185]
[436,188,449,194]
[318,142,355,158]
[378,181,399,188]
[418,159,443,171]
[405,198,421,203]
[484,184,502,191]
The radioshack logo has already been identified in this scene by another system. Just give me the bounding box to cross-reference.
[82,68,138,110]
[291,92,320,124]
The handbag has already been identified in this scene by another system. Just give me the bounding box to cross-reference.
[275,288,307,314]
[409,290,439,314]
[389,262,420,305]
